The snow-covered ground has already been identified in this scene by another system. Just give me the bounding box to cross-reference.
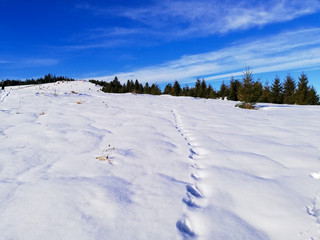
[0,81,320,240]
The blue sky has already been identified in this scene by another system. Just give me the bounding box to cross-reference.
[1,0,320,91]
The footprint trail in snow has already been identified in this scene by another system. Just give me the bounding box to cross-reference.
[172,110,207,239]
[308,146,320,239]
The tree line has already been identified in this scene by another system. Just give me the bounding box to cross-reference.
[1,74,74,88]
[89,78,162,95]
[2,71,318,106]
[90,70,319,106]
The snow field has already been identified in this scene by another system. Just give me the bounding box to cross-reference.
[1,81,320,239]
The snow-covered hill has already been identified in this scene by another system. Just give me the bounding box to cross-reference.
[0,81,320,240]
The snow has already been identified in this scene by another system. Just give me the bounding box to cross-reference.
[1,81,320,239]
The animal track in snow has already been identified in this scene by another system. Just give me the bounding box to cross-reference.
[186,184,203,198]
[183,196,201,209]
[176,216,196,238]
[308,148,320,240]
[0,91,10,103]
[172,109,208,239]
[307,195,320,224]
[191,172,200,180]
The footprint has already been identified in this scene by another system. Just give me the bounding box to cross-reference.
[191,172,200,180]
[191,164,199,169]
[186,184,203,198]
[189,148,197,155]
[307,195,320,223]
[176,216,196,238]
[183,193,202,208]
[183,193,208,209]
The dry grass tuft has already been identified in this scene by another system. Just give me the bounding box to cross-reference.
[96,156,112,164]
[96,145,116,164]
[75,101,85,104]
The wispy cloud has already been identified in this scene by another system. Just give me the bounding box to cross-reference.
[78,0,320,40]
[4,58,59,68]
[90,28,320,83]
[59,39,129,51]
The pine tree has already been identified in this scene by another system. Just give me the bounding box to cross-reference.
[218,81,229,100]
[283,75,296,104]
[163,83,172,94]
[44,74,53,83]
[150,84,162,95]
[110,76,121,93]
[237,68,262,105]
[295,73,310,105]
[143,82,151,94]
[134,80,142,93]
[171,80,182,96]
[228,77,240,101]
[199,79,207,98]
[207,85,216,99]
[126,80,132,92]
[189,88,196,97]
[270,77,283,104]
[194,79,201,97]
[307,86,320,105]
[182,86,190,96]
[121,83,127,93]
[259,82,271,103]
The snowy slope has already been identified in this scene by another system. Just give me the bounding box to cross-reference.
[0,81,320,240]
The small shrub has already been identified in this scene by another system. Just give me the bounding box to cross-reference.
[235,102,256,109]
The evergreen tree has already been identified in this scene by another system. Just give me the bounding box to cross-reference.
[218,81,229,100]
[207,85,216,99]
[228,77,240,101]
[171,80,182,96]
[150,84,162,95]
[126,80,133,92]
[163,83,172,94]
[295,73,310,105]
[143,82,151,94]
[188,88,196,97]
[121,83,127,93]
[270,77,283,104]
[283,75,296,104]
[237,68,262,104]
[259,82,271,103]
[44,73,53,83]
[194,79,201,97]
[307,86,320,105]
[111,76,122,93]
[134,79,143,93]
[199,79,207,98]
[182,86,190,96]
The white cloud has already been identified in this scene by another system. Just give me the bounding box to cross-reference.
[106,0,320,38]
[74,0,320,48]
[6,58,59,68]
[60,40,129,50]
[90,28,320,84]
